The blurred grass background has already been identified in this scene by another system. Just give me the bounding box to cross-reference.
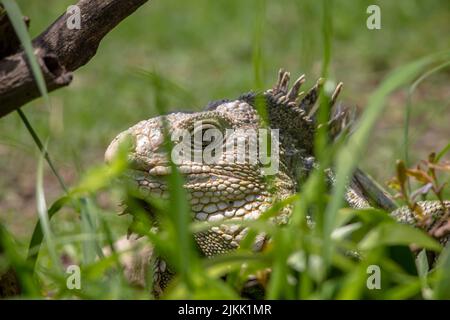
[0,0,449,248]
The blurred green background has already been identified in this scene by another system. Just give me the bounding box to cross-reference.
[0,0,449,241]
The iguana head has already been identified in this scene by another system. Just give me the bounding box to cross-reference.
[105,69,346,256]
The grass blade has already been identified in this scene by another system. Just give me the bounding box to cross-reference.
[36,143,61,272]
[2,0,50,107]
[403,61,450,165]
[27,196,70,267]
[17,109,68,192]
[433,244,450,299]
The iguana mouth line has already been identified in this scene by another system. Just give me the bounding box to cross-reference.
[128,161,265,184]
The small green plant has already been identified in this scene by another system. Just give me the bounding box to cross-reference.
[1,0,449,300]
[388,150,450,239]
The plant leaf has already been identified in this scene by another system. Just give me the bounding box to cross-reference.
[359,222,441,252]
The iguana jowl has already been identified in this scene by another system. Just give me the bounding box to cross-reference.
[105,69,450,295]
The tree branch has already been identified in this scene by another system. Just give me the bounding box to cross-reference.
[0,5,30,59]
[0,0,149,118]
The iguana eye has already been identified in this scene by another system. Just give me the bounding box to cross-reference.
[192,122,220,149]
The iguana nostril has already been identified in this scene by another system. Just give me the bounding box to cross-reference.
[127,157,152,172]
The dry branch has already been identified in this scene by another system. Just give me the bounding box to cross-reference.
[0,0,149,118]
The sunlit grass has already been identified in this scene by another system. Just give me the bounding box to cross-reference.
[0,0,449,300]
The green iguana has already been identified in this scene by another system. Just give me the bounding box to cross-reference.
[105,69,450,296]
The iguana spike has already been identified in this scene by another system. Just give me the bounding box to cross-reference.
[327,103,354,139]
[294,91,305,105]
[287,74,306,101]
[273,68,285,92]
[272,68,289,93]
[330,82,343,108]
[298,77,324,115]
[279,71,290,93]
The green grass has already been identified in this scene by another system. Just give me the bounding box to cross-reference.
[0,0,449,299]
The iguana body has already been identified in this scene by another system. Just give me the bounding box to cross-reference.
[105,69,449,295]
